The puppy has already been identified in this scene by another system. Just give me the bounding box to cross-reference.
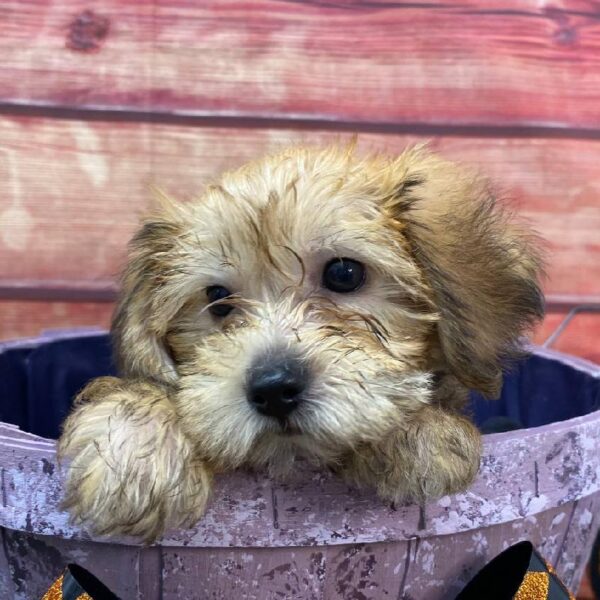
[58,144,544,542]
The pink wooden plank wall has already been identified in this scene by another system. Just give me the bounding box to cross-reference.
[1,1,598,361]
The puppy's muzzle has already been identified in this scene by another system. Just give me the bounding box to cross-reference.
[246,355,308,419]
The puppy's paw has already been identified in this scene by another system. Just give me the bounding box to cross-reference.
[58,377,211,543]
[402,407,482,500]
[344,405,481,503]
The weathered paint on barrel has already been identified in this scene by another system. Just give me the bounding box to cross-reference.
[0,332,598,599]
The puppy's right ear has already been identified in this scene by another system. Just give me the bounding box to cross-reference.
[112,196,189,383]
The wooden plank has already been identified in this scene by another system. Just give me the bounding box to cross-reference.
[3,1,600,128]
[0,301,112,341]
[533,311,600,365]
[0,115,598,297]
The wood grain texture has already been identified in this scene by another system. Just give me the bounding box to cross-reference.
[0,301,112,341]
[2,1,600,128]
[0,116,598,296]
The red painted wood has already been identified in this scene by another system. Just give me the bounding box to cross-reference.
[0,301,112,341]
[2,1,600,128]
[533,311,600,365]
[0,117,598,298]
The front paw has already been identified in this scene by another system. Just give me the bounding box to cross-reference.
[344,406,482,503]
[406,407,482,500]
[58,377,211,543]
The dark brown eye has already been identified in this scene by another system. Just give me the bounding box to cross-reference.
[206,286,234,317]
[322,258,366,293]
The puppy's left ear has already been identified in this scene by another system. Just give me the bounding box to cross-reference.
[384,148,545,398]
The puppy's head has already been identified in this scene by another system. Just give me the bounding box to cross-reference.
[113,145,544,471]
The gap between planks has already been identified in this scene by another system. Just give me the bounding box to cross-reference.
[0,281,597,312]
[3,103,600,141]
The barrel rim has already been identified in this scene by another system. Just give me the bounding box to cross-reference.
[0,329,598,547]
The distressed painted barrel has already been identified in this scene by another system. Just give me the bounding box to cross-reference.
[0,330,598,599]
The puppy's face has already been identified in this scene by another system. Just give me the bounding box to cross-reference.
[113,145,544,473]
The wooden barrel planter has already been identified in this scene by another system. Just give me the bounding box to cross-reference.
[0,330,599,599]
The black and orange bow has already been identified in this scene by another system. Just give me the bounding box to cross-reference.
[457,541,575,600]
[41,564,118,600]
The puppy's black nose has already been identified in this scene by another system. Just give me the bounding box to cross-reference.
[247,358,306,418]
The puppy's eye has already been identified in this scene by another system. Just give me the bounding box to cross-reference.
[206,286,234,317]
[322,258,366,293]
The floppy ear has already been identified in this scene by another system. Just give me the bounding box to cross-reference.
[385,148,545,398]
[112,198,189,383]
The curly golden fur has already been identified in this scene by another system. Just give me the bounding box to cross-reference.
[58,144,544,542]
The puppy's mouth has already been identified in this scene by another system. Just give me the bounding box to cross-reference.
[276,418,302,436]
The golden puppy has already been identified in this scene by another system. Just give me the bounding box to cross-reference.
[58,144,544,542]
